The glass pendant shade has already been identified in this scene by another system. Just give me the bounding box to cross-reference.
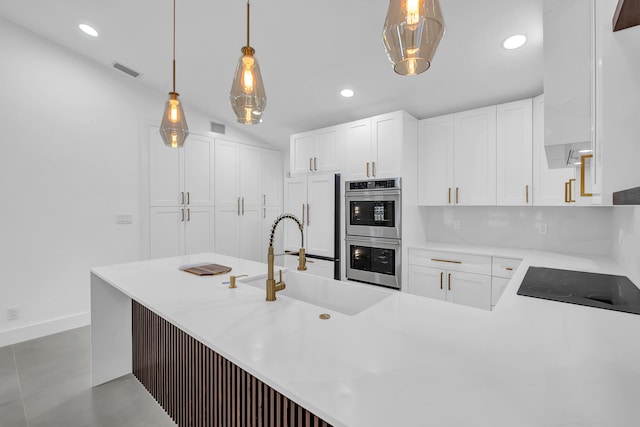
[160,92,189,148]
[230,49,267,125]
[382,0,445,76]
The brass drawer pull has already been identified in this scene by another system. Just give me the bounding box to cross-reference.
[372,161,376,177]
[568,179,576,203]
[180,192,185,205]
[456,187,459,204]
[314,157,318,171]
[430,258,462,264]
[187,208,190,221]
[526,185,529,204]
[366,162,370,177]
[440,272,443,290]
[505,267,513,271]
[448,273,452,291]
[187,191,190,205]
[181,208,185,222]
[309,158,313,172]
[448,187,451,204]
[565,181,569,203]
[302,203,305,225]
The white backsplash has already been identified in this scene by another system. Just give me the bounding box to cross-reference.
[611,206,640,281]
[419,206,613,256]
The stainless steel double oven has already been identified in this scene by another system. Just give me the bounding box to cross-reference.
[345,178,401,289]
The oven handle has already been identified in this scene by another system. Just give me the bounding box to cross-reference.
[345,191,401,199]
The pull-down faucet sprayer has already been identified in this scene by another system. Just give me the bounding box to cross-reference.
[266,214,306,301]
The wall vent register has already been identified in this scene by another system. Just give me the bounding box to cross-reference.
[517,267,640,315]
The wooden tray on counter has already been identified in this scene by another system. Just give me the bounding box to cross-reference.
[179,263,232,276]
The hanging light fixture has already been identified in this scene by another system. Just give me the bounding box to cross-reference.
[160,0,189,148]
[382,0,445,76]
[229,0,267,125]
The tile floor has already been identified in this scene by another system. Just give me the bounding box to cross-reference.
[0,326,176,427]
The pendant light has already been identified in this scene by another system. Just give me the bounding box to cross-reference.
[382,0,445,76]
[160,0,189,148]
[229,0,267,125]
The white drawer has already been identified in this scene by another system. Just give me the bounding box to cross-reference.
[492,257,522,279]
[408,249,491,275]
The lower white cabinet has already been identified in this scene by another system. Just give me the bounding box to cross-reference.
[491,277,511,309]
[491,256,522,309]
[214,205,262,262]
[150,206,214,259]
[407,265,492,310]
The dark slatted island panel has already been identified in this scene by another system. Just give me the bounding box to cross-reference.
[132,301,333,427]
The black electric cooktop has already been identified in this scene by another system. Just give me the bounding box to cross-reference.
[517,267,640,315]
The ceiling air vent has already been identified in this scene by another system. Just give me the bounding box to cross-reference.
[112,61,141,78]
[210,121,226,134]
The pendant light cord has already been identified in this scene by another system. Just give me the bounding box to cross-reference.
[246,1,250,48]
[172,0,176,93]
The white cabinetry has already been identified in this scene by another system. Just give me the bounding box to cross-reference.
[149,127,215,258]
[491,257,522,309]
[283,174,335,258]
[345,111,408,181]
[497,99,533,206]
[418,106,496,206]
[290,125,342,174]
[407,249,492,310]
[214,139,263,262]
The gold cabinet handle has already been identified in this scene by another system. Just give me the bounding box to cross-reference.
[440,272,443,290]
[241,197,245,215]
[302,203,305,226]
[263,208,266,219]
[448,273,452,291]
[580,154,593,197]
[309,158,313,172]
[448,188,451,204]
[564,181,569,203]
[187,208,190,221]
[366,162,370,177]
[568,179,576,203]
[372,161,376,177]
[314,157,318,171]
[180,192,185,205]
[181,208,185,222]
[430,258,462,264]
[307,204,310,226]
[505,267,513,271]
[263,194,266,205]
[456,187,459,204]
[526,185,529,204]
[187,191,190,205]
[237,197,241,215]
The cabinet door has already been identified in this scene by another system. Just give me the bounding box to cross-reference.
[344,119,372,181]
[149,207,185,258]
[262,206,283,263]
[453,106,497,206]
[406,265,446,301]
[372,112,402,179]
[149,126,184,207]
[306,174,336,258]
[532,95,575,205]
[290,132,315,175]
[214,206,239,257]
[314,126,342,172]
[185,206,214,255]
[261,149,282,207]
[239,144,263,208]
[239,207,262,262]
[497,99,533,206]
[491,276,511,308]
[283,176,307,252]
[214,139,239,207]
[184,134,215,207]
[447,271,492,311]
[418,115,454,205]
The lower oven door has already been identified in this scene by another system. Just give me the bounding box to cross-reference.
[345,236,401,289]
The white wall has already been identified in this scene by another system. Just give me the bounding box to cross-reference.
[611,206,640,282]
[0,18,273,346]
[419,206,613,255]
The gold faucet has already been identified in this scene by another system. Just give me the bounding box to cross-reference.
[266,214,306,302]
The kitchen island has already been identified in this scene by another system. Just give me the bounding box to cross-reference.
[91,250,640,427]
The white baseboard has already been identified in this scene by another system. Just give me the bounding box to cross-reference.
[0,312,91,347]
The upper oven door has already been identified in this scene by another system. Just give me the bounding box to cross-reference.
[345,190,401,239]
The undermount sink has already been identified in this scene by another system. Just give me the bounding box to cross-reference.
[239,270,393,315]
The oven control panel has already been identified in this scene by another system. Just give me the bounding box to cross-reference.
[348,178,401,191]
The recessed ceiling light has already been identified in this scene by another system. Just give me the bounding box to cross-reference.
[79,24,99,37]
[502,34,527,50]
[340,89,354,98]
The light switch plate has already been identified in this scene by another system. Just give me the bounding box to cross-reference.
[116,214,133,224]
[453,219,461,231]
[536,223,548,235]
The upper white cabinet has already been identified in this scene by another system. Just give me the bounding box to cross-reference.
[149,127,215,207]
[283,173,336,258]
[418,106,496,206]
[345,111,410,181]
[496,99,533,206]
[290,125,342,174]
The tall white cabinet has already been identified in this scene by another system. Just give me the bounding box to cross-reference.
[148,127,215,258]
[283,173,335,258]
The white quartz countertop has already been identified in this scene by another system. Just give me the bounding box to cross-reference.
[91,248,640,427]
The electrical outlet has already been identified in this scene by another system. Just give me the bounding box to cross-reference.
[453,219,461,231]
[116,214,133,224]
[536,223,548,235]
[7,306,18,321]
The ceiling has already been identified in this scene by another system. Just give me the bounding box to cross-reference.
[0,0,543,149]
